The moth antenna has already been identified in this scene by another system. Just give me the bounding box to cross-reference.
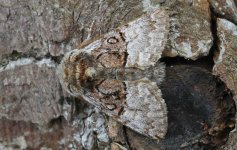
[56,61,65,89]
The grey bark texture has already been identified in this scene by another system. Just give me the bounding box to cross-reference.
[0,0,237,149]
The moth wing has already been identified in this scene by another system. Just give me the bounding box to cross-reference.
[79,78,167,140]
[119,79,168,139]
[75,9,169,69]
[121,9,169,68]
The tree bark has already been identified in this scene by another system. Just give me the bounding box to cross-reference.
[0,0,237,149]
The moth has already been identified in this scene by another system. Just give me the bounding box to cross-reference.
[57,9,170,140]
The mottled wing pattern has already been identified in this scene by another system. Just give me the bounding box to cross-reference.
[121,79,167,139]
[121,9,169,68]
[57,9,169,140]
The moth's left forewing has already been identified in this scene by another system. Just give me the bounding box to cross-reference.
[86,79,126,115]
[119,79,168,139]
[81,78,168,140]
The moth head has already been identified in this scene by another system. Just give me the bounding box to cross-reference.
[57,49,96,96]
[84,67,97,79]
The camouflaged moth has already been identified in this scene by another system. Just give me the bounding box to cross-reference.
[57,9,170,140]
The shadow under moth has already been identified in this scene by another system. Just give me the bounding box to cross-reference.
[57,9,170,140]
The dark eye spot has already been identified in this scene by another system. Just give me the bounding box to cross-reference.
[107,37,119,44]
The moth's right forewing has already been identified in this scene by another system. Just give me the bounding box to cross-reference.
[121,9,169,68]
